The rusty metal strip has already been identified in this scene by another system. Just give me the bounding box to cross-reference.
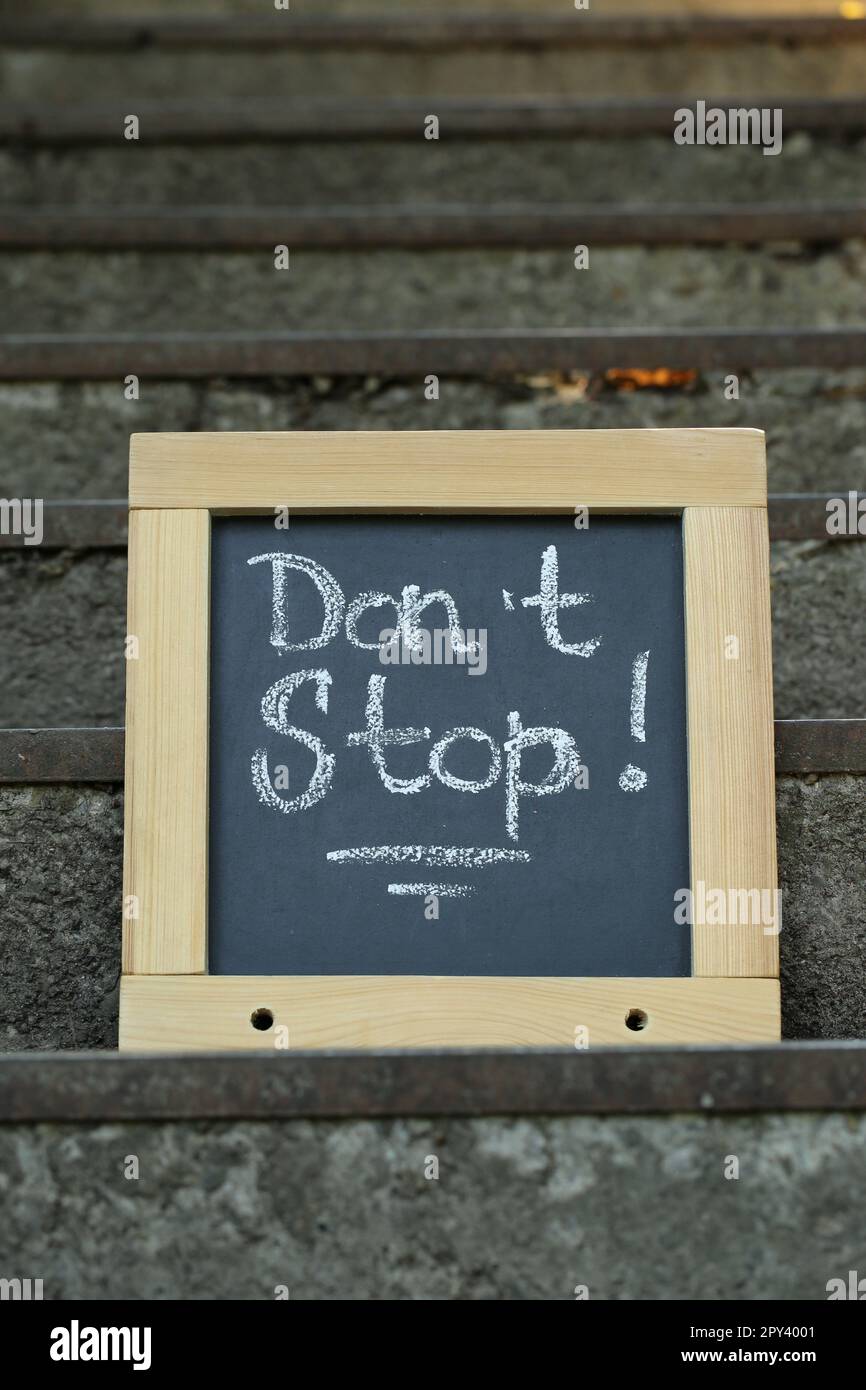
[0,499,128,549]
[1,1045,866,1121]
[3,203,865,250]
[1,329,864,379]
[0,721,863,785]
[769,493,866,541]
[775,720,866,774]
[0,728,124,783]
[1,498,858,552]
[1,98,864,144]
[0,15,863,50]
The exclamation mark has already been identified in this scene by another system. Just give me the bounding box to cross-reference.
[618,650,649,792]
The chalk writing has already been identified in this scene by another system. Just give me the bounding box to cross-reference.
[247,545,651,865]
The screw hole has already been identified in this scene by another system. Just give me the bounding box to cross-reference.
[251,1007,274,1032]
[625,1008,648,1032]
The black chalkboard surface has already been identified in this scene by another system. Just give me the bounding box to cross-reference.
[209,515,690,977]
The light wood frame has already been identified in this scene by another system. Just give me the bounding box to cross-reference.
[120,430,779,1050]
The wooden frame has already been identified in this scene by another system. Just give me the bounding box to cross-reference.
[120,430,779,1050]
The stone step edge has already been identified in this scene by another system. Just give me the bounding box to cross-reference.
[0,721,863,782]
[1,497,861,550]
[1,328,865,376]
[1,1044,865,1121]
[2,96,865,144]
[3,202,866,248]
[2,14,865,52]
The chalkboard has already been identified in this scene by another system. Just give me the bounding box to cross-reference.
[208,514,691,978]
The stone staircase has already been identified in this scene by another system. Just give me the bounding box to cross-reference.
[0,0,864,1299]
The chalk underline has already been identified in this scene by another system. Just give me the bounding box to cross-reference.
[388,883,475,898]
[326,846,531,866]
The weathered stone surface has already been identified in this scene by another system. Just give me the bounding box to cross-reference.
[2,371,865,499]
[0,776,862,1051]
[777,777,866,1041]
[0,786,121,1051]
[0,551,126,727]
[771,541,866,719]
[0,1110,863,1298]
[2,134,862,206]
[4,41,863,102]
[0,380,198,499]
[4,243,866,333]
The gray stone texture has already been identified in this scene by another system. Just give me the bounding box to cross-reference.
[5,243,866,334]
[0,381,198,498]
[0,786,122,1052]
[771,541,866,719]
[0,775,863,1051]
[4,41,864,102]
[0,550,126,727]
[2,371,865,500]
[3,133,862,206]
[777,778,866,1041]
[0,1110,863,1299]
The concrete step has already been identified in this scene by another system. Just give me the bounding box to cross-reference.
[0,1104,863,1299]
[4,329,863,380]
[5,2,865,106]
[4,36,865,102]
[0,775,863,1048]
[2,244,865,334]
[2,372,864,498]
[9,203,866,251]
[0,1046,864,1300]
[2,135,863,205]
